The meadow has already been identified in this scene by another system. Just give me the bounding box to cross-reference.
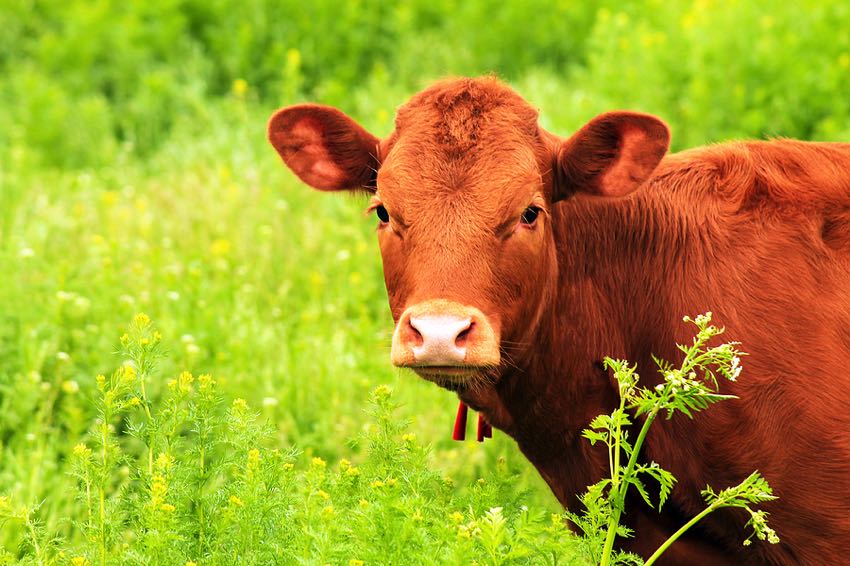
[1,0,849,563]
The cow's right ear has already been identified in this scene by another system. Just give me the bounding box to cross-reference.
[268,104,381,192]
[554,111,670,201]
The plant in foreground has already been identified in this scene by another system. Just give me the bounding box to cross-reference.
[569,313,779,565]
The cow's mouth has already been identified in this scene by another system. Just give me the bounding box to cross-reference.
[414,365,479,380]
[412,365,497,391]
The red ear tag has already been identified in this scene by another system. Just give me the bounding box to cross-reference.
[477,414,492,442]
[453,402,468,441]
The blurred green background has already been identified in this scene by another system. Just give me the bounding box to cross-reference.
[1,0,849,555]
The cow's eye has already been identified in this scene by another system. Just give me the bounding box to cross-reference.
[375,204,390,223]
[520,206,541,225]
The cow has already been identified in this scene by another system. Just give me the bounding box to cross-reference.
[267,76,850,565]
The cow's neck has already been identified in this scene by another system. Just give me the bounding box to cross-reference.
[462,184,700,508]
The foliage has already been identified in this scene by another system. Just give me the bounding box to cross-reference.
[2,1,850,166]
[569,314,778,566]
[1,317,585,565]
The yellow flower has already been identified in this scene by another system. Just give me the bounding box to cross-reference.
[339,458,351,471]
[73,443,92,459]
[370,480,384,488]
[155,453,174,472]
[198,374,214,390]
[316,490,329,500]
[133,313,151,327]
[96,374,106,390]
[232,398,248,412]
[209,239,231,257]
[232,78,248,97]
[228,495,243,507]
[101,191,118,206]
[283,462,294,471]
[345,466,360,477]
[159,503,175,513]
[186,562,198,566]
[127,397,141,407]
[358,499,369,508]
[386,478,397,487]
[311,456,326,469]
[449,511,464,524]
[322,505,334,517]
[349,560,364,566]
[286,48,301,68]
[402,433,416,443]
[71,557,90,566]
[62,380,80,394]
[178,371,194,392]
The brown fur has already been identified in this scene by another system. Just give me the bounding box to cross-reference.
[269,77,850,565]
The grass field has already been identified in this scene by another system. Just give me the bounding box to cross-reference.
[1,1,849,563]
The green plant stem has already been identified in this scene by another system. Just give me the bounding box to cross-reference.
[643,503,718,566]
[24,512,43,565]
[599,405,660,566]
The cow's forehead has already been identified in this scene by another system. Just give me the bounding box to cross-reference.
[377,79,544,214]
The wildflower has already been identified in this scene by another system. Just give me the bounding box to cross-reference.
[349,560,364,566]
[449,512,464,523]
[178,371,194,392]
[122,364,137,383]
[402,433,416,442]
[228,495,243,507]
[370,480,384,488]
[155,453,174,472]
[62,380,80,394]
[283,463,294,471]
[372,385,391,400]
[232,78,248,97]
[247,449,261,473]
[127,397,141,407]
[167,379,178,391]
[386,478,397,487]
[311,456,326,469]
[345,466,360,477]
[186,562,198,566]
[232,398,248,412]
[73,443,92,459]
[358,499,369,508]
[120,333,130,346]
[134,313,151,327]
[316,490,329,500]
[198,374,214,390]
[286,48,301,68]
[71,557,90,566]
[159,503,176,513]
[322,505,334,517]
[209,239,231,257]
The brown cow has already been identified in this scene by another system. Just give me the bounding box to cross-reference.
[268,76,850,565]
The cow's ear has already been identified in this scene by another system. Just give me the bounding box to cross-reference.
[554,112,670,201]
[268,104,380,192]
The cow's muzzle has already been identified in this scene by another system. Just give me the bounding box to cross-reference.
[391,300,500,379]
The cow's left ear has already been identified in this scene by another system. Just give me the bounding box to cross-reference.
[554,111,670,201]
[268,104,380,192]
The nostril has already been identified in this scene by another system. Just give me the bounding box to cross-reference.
[455,321,474,348]
[406,318,424,347]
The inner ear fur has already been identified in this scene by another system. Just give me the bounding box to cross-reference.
[556,111,670,200]
[267,104,380,192]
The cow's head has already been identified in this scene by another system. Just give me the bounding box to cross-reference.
[268,77,669,390]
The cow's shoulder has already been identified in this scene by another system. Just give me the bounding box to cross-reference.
[653,140,850,209]
[649,140,850,252]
